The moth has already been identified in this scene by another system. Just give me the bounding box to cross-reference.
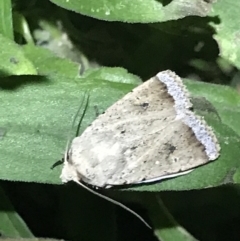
[61,70,220,188]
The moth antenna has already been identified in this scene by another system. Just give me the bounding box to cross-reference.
[74,179,151,229]
[75,92,90,137]
[63,93,151,227]
[64,92,90,163]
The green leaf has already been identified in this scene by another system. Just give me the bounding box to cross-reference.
[0,0,13,40]
[0,68,240,192]
[50,0,214,23]
[0,70,136,184]
[22,45,80,77]
[83,67,142,84]
[13,12,34,45]
[0,34,37,77]
[0,185,34,238]
[185,79,240,136]
[210,0,240,69]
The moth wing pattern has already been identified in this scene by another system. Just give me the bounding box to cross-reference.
[61,74,218,187]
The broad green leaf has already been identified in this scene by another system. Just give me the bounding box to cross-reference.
[185,79,240,136]
[22,45,79,77]
[0,185,34,238]
[210,0,240,69]
[0,0,13,40]
[83,67,142,84]
[50,0,214,23]
[0,68,240,192]
[0,70,136,184]
[0,34,37,77]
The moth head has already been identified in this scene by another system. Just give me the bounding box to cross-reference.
[61,144,92,184]
[60,144,77,183]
